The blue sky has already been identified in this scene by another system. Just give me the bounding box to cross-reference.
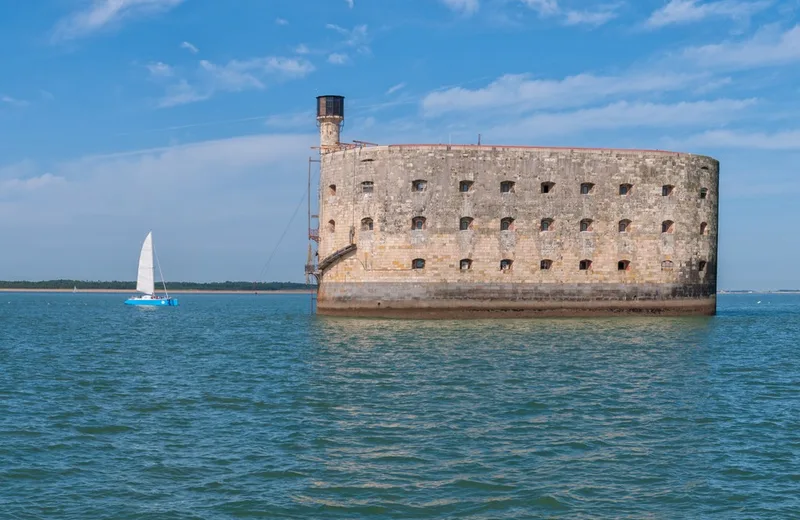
[0,0,799,288]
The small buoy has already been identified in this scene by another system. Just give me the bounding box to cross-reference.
[757,301,761,304]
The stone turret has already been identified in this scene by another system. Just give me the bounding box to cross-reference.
[316,95,344,151]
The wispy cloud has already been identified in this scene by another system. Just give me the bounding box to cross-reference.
[0,173,65,194]
[0,160,38,180]
[521,0,560,16]
[520,0,621,26]
[439,0,480,15]
[327,53,350,65]
[422,71,708,116]
[52,0,185,41]
[679,24,800,69]
[489,98,757,139]
[646,0,771,28]
[386,82,407,95]
[326,24,371,54]
[146,61,174,77]
[564,4,622,26]
[264,111,313,129]
[676,128,800,149]
[180,41,199,54]
[158,80,209,107]
[275,18,289,26]
[295,44,310,54]
[1,95,29,108]
[155,56,315,108]
[345,0,354,8]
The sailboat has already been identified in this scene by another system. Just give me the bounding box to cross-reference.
[124,231,179,307]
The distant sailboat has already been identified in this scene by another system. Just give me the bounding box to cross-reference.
[73,285,77,293]
[124,231,178,307]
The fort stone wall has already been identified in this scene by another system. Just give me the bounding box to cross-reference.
[315,144,719,318]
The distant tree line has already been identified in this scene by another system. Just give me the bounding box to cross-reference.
[0,280,314,291]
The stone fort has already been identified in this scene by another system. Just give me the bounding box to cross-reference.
[308,95,719,318]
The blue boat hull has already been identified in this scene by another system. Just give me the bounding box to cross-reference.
[124,297,179,307]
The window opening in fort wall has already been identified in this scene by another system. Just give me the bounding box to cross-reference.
[361,218,373,231]
[313,94,719,317]
[412,179,427,192]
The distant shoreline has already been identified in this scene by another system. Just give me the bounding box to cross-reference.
[0,289,315,295]
[718,290,800,294]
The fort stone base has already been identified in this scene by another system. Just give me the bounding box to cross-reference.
[317,282,716,319]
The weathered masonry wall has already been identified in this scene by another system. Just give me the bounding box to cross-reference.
[316,144,719,318]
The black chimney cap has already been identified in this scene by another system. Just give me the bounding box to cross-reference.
[316,95,344,118]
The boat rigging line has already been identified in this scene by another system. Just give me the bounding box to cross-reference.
[255,188,307,284]
[153,241,170,298]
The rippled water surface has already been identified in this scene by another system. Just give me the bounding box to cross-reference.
[1,293,799,518]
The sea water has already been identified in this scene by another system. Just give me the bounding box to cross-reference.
[0,293,798,518]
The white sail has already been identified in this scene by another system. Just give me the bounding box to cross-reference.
[136,232,155,295]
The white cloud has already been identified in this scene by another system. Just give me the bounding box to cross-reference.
[52,0,185,41]
[260,57,315,76]
[564,5,622,26]
[0,173,65,194]
[422,71,708,116]
[489,98,757,138]
[386,82,407,95]
[692,76,733,94]
[275,18,289,25]
[158,79,209,108]
[0,134,316,281]
[646,0,771,28]
[345,0,354,8]
[264,112,313,129]
[439,0,480,14]
[521,0,560,16]
[0,160,38,180]
[326,24,370,53]
[198,60,266,91]
[146,61,174,77]
[155,56,315,107]
[180,41,199,53]
[1,95,29,107]
[519,1,620,26]
[327,53,349,65]
[679,24,800,69]
[295,44,310,54]
[677,129,800,149]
